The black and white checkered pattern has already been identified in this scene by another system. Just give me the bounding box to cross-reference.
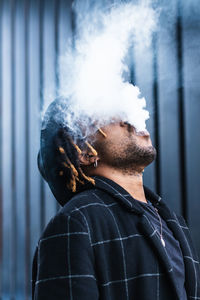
[32,176,200,300]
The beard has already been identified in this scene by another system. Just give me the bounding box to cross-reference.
[95,137,157,174]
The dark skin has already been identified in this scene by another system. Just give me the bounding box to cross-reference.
[79,122,156,203]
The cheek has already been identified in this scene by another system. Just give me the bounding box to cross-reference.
[95,127,135,154]
[95,138,118,159]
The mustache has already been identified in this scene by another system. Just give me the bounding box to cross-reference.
[122,122,150,137]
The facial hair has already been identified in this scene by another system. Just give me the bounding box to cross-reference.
[95,137,157,174]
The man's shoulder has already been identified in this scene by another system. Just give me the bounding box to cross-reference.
[46,188,114,228]
[40,188,116,239]
[60,188,115,215]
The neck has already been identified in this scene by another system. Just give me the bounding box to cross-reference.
[92,164,147,203]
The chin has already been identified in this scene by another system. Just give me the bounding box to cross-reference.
[145,146,157,165]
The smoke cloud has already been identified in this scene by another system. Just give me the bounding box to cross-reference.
[43,0,158,140]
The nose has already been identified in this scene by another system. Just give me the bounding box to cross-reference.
[136,130,150,137]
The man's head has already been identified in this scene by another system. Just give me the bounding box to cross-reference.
[39,98,156,205]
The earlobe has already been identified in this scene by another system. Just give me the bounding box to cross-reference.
[79,153,99,167]
[79,153,90,166]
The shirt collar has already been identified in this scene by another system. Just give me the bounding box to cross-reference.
[93,175,163,215]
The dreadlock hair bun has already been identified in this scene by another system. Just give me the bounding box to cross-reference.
[38,97,95,206]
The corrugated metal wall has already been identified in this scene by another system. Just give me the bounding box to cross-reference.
[0,0,200,299]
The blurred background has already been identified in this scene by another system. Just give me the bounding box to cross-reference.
[0,0,200,299]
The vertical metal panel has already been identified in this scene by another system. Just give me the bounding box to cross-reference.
[29,1,41,298]
[152,33,161,195]
[43,0,58,224]
[2,0,12,297]
[157,0,182,215]
[54,0,60,98]
[0,0,3,299]
[39,0,45,233]
[54,0,61,214]
[10,0,17,298]
[176,0,188,220]
[24,0,31,297]
[59,0,73,61]
[182,0,200,255]
[15,0,26,297]
[59,0,74,94]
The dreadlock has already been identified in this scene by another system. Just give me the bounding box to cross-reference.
[55,128,97,193]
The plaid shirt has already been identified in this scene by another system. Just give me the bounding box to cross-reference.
[32,176,200,300]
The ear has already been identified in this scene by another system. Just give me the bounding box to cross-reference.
[78,153,99,166]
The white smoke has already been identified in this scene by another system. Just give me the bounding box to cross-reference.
[45,0,158,138]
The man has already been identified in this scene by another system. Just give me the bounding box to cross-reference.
[32,98,200,299]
